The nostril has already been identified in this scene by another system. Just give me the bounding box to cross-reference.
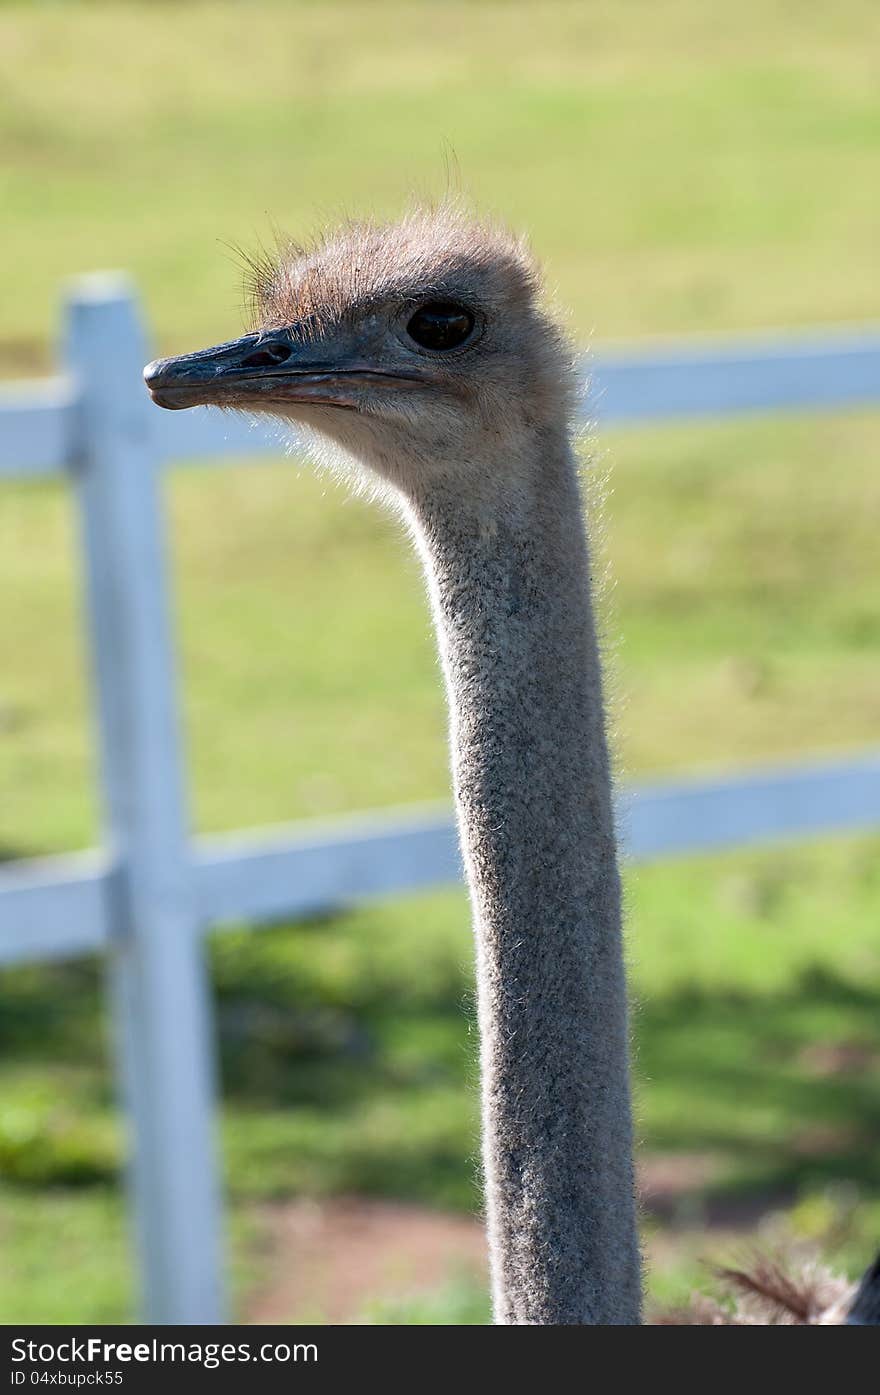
[241,342,292,370]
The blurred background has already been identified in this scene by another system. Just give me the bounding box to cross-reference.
[1,0,878,1322]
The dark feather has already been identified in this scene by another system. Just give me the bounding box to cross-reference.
[847,1252,880,1325]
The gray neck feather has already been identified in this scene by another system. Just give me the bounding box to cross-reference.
[405,433,641,1324]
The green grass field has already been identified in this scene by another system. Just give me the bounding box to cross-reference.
[1,0,878,1322]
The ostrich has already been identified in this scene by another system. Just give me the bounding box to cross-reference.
[143,207,875,1325]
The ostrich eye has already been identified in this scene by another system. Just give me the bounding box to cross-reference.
[406,302,475,351]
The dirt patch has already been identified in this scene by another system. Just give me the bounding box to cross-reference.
[638,1152,721,1211]
[798,1041,878,1078]
[638,1153,797,1229]
[792,1124,861,1159]
[243,1154,787,1323]
[245,1197,487,1323]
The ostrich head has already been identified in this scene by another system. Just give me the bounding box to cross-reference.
[143,209,575,502]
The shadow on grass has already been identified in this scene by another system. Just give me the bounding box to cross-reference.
[0,921,876,1217]
[637,966,880,1207]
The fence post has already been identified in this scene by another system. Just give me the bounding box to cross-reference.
[64,275,225,1323]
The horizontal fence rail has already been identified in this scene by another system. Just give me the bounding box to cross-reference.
[1,276,879,1325]
[3,752,880,968]
[0,377,79,476]
[591,326,880,424]
[3,322,880,477]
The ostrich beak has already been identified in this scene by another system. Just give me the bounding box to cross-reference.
[143,329,423,412]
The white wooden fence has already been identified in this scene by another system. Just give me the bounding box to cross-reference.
[1,275,879,1324]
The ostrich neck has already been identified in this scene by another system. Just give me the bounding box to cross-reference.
[407,437,641,1324]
